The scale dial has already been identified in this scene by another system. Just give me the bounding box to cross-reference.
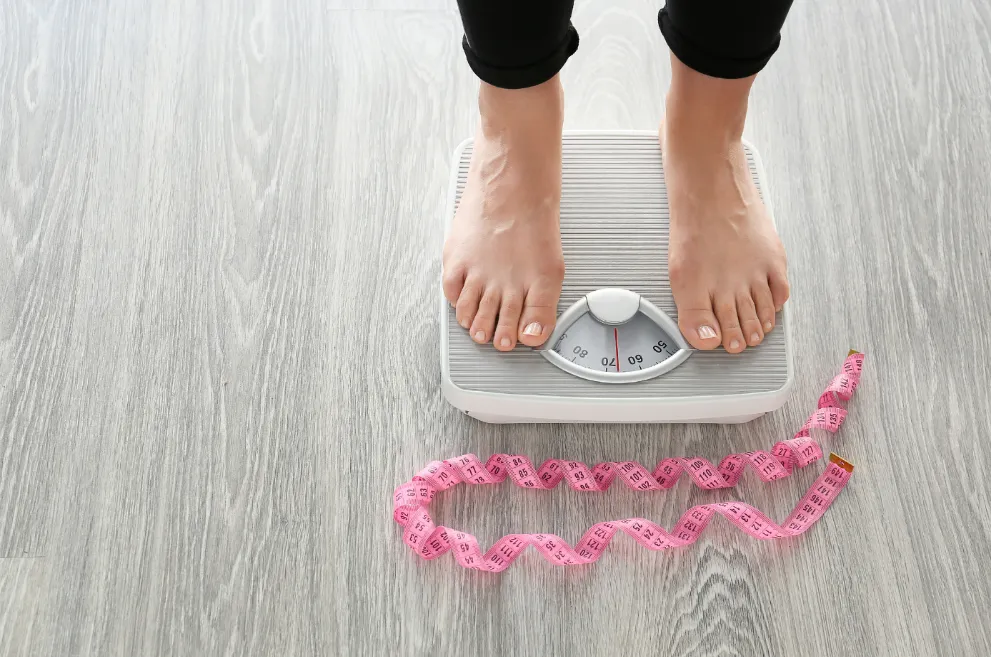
[540,288,692,384]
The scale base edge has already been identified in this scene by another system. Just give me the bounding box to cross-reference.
[462,411,767,425]
[441,375,791,425]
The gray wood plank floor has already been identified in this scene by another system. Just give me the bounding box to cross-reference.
[1,0,989,655]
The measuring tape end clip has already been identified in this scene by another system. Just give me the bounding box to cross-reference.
[828,453,855,473]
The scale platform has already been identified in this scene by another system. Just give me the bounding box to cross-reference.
[440,131,793,424]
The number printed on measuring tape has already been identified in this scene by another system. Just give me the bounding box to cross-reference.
[393,352,865,572]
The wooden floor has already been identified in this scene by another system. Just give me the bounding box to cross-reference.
[2,0,990,655]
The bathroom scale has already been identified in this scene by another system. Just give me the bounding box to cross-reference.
[440,131,793,424]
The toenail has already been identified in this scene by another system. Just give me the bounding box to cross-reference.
[730,339,740,350]
[499,337,511,348]
[460,319,469,329]
[698,325,717,340]
[764,321,773,331]
[523,322,542,337]
[750,333,760,344]
[474,331,485,342]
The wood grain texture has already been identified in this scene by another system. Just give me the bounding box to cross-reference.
[0,559,49,656]
[1,0,989,655]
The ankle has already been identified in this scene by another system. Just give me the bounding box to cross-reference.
[665,55,752,149]
[478,76,564,140]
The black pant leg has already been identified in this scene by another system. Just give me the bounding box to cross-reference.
[456,0,579,89]
[658,0,795,79]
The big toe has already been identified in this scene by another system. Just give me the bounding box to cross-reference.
[674,287,722,350]
[518,277,562,347]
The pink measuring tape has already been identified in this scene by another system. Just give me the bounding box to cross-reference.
[394,351,865,571]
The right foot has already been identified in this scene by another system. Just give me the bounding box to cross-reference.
[442,77,566,351]
[661,56,790,354]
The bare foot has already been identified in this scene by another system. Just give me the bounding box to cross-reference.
[662,57,790,354]
[442,77,566,351]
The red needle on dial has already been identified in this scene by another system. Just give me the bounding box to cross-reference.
[614,328,620,372]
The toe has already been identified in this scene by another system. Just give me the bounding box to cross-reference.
[752,280,776,334]
[768,268,790,312]
[455,278,483,331]
[442,263,466,307]
[714,294,745,353]
[675,291,722,350]
[518,277,561,347]
[737,291,763,347]
[470,288,500,344]
[494,290,524,351]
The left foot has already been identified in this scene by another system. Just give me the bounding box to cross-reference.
[662,57,790,353]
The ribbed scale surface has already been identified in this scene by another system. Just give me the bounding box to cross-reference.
[445,133,789,398]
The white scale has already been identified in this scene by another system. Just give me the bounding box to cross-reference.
[440,131,793,424]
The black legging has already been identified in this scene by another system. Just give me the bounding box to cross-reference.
[457,0,795,89]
